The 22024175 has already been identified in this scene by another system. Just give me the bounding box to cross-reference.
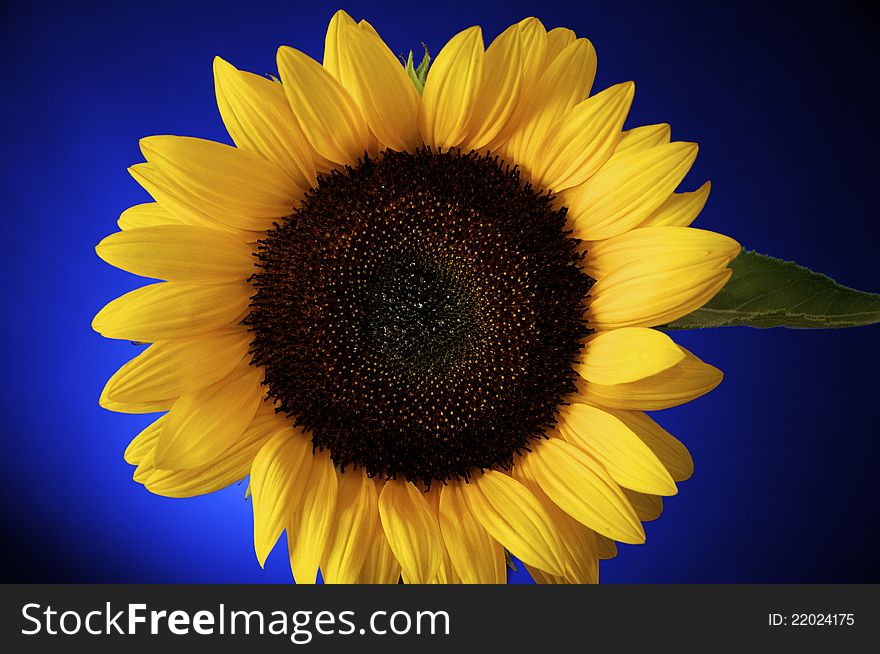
[769,614,855,627]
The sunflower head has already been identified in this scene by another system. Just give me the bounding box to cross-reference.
[95,10,739,584]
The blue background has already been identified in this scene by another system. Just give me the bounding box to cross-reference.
[1,0,878,583]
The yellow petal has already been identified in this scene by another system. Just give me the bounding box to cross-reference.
[250,428,312,566]
[596,534,618,559]
[420,489,463,585]
[417,488,459,584]
[92,281,251,341]
[102,330,250,404]
[146,451,248,497]
[462,470,567,577]
[510,462,599,584]
[128,165,262,242]
[463,22,523,151]
[357,19,380,39]
[584,225,740,279]
[277,45,373,166]
[100,386,173,414]
[556,403,677,496]
[356,542,401,583]
[506,37,597,164]
[117,202,183,230]
[124,415,166,465]
[139,136,299,232]
[214,57,317,187]
[603,409,694,482]
[337,25,421,151]
[544,27,576,62]
[96,225,255,283]
[526,438,645,544]
[323,10,357,80]
[614,123,671,154]
[528,82,634,191]
[322,469,378,584]
[378,480,444,583]
[481,19,547,150]
[588,261,732,330]
[520,30,592,112]
[355,484,402,584]
[482,18,547,154]
[578,346,723,411]
[287,447,338,584]
[153,360,263,469]
[133,451,157,485]
[145,403,282,498]
[128,164,219,230]
[439,482,506,584]
[622,489,664,522]
[516,18,548,87]
[430,551,463,584]
[577,327,685,385]
[565,141,699,241]
[640,181,712,228]
[419,26,484,148]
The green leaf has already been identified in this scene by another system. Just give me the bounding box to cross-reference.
[404,44,430,94]
[666,250,880,329]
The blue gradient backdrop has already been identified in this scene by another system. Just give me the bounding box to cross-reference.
[1,0,878,583]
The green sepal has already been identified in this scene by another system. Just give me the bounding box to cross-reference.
[504,549,517,572]
[405,44,431,94]
[666,250,880,329]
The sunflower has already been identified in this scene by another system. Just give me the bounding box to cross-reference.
[94,11,740,584]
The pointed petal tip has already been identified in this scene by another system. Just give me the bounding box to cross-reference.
[725,239,743,261]
[254,533,275,568]
[514,17,546,39]
[212,56,236,79]
[276,44,297,65]
[680,141,699,156]
[599,80,635,105]
[331,8,355,22]
[137,136,162,160]
[91,309,106,334]
[357,19,378,36]
[648,467,679,498]
[633,523,647,544]
[684,348,725,390]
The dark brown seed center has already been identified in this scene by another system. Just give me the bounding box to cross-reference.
[246,147,593,486]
